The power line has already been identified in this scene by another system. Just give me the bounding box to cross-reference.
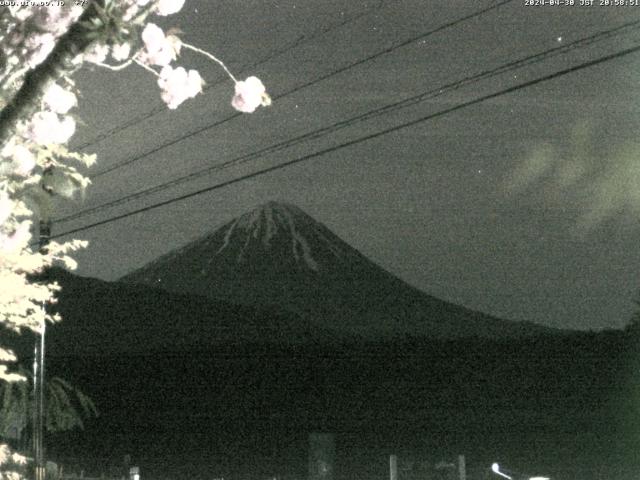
[54,20,640,225]
[88,0,516,178]
[49,43,640,241]
[72,0,391,153]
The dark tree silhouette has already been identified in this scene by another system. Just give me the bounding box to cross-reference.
[0,366,97,449]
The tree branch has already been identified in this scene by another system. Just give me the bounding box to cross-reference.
[0,2,106,146]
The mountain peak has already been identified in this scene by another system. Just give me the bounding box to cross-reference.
[122,201,553,340]
[237,200,303,220]
[233,200,311,234]
[217,200,324,270]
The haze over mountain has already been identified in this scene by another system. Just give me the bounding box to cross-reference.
[122,201,553,339]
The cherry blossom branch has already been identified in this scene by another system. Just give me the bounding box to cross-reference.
[0,3,105,146]
[93,58,136,72]
[182,42,238,83]
[134,58,160,77]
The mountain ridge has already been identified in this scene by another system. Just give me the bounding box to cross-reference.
[1,266,342,358]
[121,200,555,339]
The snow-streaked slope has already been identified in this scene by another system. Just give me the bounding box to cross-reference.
[122,201,554,339]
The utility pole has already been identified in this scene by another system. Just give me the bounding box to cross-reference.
[458,455,466,480]
[389,455,398,480]
[33,218,50,480]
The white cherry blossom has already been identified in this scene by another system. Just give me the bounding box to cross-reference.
[1,144,36,177]
[8,5,34,21]
[123,3,142,22]
[140,23,180,67]
[0,221,31,253]
[156,0,186,16]
[231,76,271,113]
[11,452,27,466]
[0,191,12,226]
[111,43,132,62]
[43,83,77,114]
[32,6,84,36]
[12,146,36,176]
[27,112,76,145]
[157,65,203,109]
[26,33,55,68]
[83,43,109,64]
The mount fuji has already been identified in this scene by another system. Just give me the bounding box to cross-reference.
[122,201,552,339]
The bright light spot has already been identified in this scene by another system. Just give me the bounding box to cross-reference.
[557,36,563,42]
[491,463,513,480]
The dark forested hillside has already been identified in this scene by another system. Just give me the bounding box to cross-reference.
[41,330,640,480]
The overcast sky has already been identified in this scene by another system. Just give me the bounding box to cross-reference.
[51,0,640,331]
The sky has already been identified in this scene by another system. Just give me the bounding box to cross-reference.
[50,0,640,331]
